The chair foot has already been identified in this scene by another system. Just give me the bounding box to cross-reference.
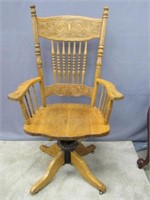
[137,158,149,169]
[76,143,96,156]
[30,151,64,195]
[99,190,104,195]
[40,143,60,157]
[71,151,106,193]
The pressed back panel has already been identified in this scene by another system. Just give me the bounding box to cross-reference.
[37,16,102,41]
[30,5,109,103]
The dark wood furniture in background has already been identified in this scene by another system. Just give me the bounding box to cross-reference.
[137,107,150,168]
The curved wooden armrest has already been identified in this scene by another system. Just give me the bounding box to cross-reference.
[8,77,41,101]
[96,78,124,100]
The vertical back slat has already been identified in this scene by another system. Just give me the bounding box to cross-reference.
[72,42,76,83]
[81,41,87,84]
[77,42,82,83]
[62,41,66,82]
[51,40,57,83]
[67,42,71,83]
[56,41,61,82]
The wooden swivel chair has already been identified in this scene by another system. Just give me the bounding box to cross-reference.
[8,5,124,194]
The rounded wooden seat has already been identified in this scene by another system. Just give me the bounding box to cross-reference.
[24,103,110,140]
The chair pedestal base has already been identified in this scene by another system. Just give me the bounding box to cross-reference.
[40,142,96,157]
[30,142,105,195]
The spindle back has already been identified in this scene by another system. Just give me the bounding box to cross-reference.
[30,5,109,106]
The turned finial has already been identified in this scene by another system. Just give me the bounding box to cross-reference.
[30,4,36,17]
[103,7,109,18]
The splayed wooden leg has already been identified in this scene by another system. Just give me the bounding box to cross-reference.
[71,151,106,193]
[30,151,64,194]
[40,143,60,157]
[76,143,96,156]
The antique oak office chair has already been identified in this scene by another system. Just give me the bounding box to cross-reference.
[8,5,124,194]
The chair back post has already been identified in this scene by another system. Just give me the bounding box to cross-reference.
[91,7,109,107]
[30,5,46,107]
[96,7,109,78]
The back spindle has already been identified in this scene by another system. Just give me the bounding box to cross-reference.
[51,40,57,83]
[62,41,66,82]
[81,41,87,84]
[56,42,61,82]
[77,42,82,83]
[72,42,76,83]
[68,42,71,83]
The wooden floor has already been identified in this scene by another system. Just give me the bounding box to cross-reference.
[24,104,110,140]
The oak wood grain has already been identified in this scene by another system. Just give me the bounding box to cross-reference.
[7,5,125,194]
[8,77,41,101]
[71,151,106,193]
[30,151,64,194]
[24,104,110,140]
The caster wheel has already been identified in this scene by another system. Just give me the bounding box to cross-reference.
[137,158,147,169]
[99,190,103,195]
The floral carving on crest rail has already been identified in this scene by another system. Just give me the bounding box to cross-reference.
[37,16,102,41]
